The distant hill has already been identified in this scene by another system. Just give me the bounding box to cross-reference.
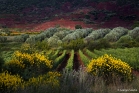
[0,0,139,31]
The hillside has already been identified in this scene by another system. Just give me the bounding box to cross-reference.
[0,0,139,32]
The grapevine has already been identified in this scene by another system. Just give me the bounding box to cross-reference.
[78,49,90,66]
[65,50,74,70]
[53,50,67,69]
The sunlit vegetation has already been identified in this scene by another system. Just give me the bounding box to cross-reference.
[1,27,139,49]
[60,38,85,50]
[0,27,139,93]
[65,50,74,70]
[0,71,24,92]
[85,49,98,58]
[53,50,66,69]
[3,51,52,80]
[78,49,90,66]
[87,54,132,83]
[93,48,139,70]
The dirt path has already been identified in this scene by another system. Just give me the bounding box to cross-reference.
[76,53,85,67]
[57,54,70,71]
[73,53,80,71]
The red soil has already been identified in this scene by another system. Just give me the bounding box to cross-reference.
[0,4,136,32]
[31,19,98,31]
[30,17,134,32]
[97,18,134,29]
[73,53,81,71]
[55,52,86,71]
[76,53,85,68]
[32,11,136,31]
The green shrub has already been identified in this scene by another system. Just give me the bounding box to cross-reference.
[116,35,139,48]
[84,28,110,43]
[117,35,133,43]
[47,35,62,47]
[0,28,11,36]
[87,38,111,50]
[131,21,139,29]
[0,57,4,72]
[61,38,85,50]
[84,14,91,19]
[54,30,72,40]
[25,36,36,44]
[25,27,58,44]
[43,27,58,38]
[35,41,50,50]
[104,27,128,42]
[0,36,7,42]
[129,27,139,39]
[135,36,139,42]
[62,28,92,41]
[14,34,29,42]
[20,43,36,54]
[75,24,82,29]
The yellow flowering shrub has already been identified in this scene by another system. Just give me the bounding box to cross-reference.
[0,71,60,92]
[87,54,132,82]
[26,71,61,88]
[5,51,52,80]
[0,71,24,92]
[8,51,52,68]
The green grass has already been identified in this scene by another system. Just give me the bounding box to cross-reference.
[0,42,22,62]
[92,47,139,70]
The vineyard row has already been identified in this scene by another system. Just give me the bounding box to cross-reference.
[47,47,139,71]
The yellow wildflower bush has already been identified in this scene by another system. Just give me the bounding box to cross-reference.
[26,71,61,88]
[0,71,25,92]
[5,51,52,80]
[0,71,60,92]
[8,51,52,68]
[87,54,132,82]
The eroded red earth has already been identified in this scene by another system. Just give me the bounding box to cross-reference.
[0,1,138,32]
[0,14,134,32]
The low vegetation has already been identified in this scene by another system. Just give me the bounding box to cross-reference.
[0,27,139,93]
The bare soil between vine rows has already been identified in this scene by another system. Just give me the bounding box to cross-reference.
[73,53,85,71]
